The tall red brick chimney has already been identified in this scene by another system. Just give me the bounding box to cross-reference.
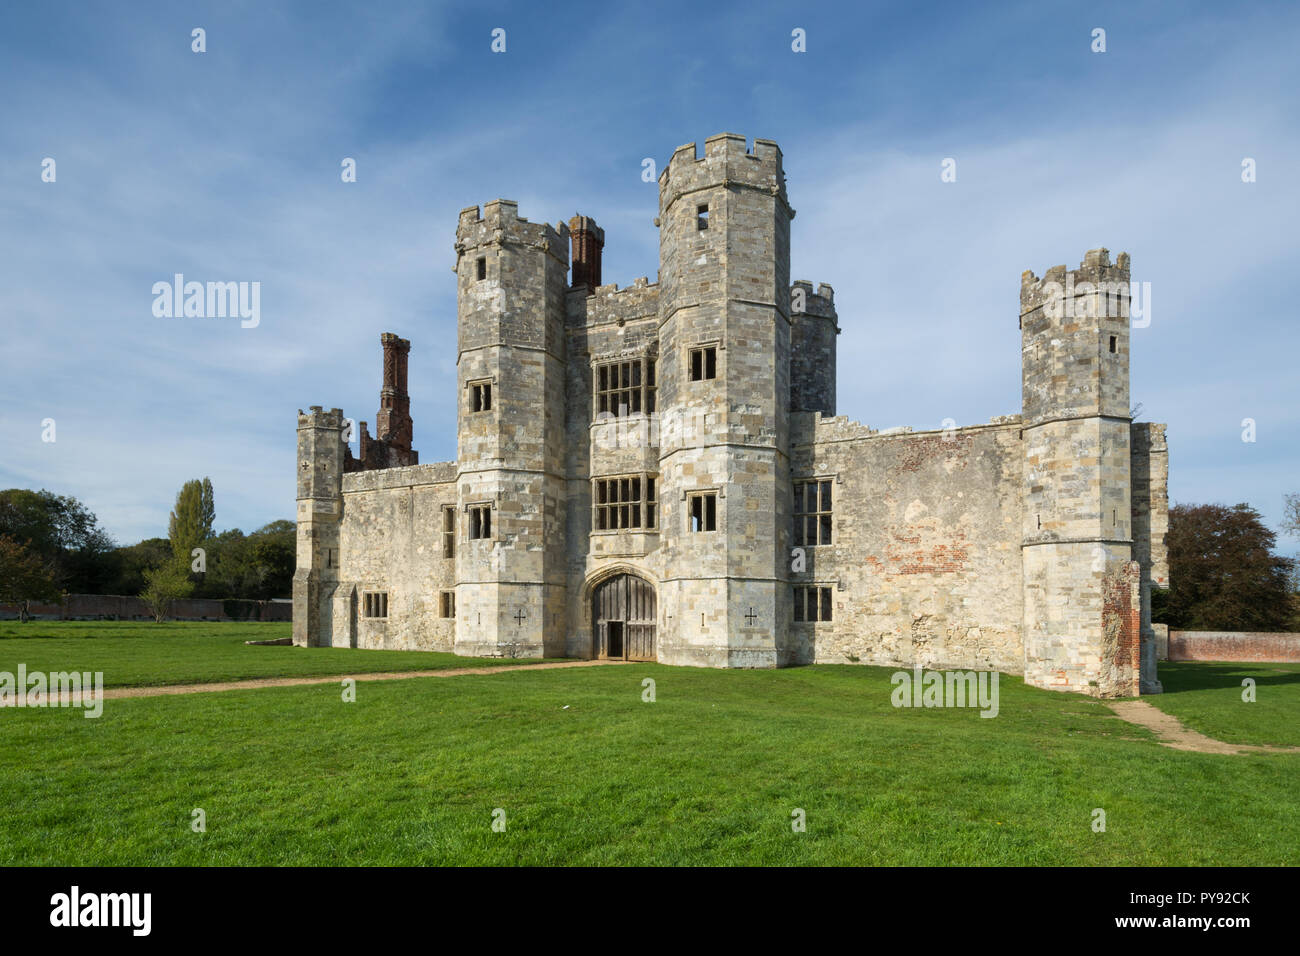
[569,215,605,294]
[376,332,412,453]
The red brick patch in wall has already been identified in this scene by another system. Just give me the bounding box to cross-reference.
[896,433,972,474]
[1102,561,1141,694]
[886,529,970,575]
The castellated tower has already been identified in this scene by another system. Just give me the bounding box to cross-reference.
[1020,249,1141,697]
[292,406,346,647]
[291,134,1168,693]
[655,133,793,666]
[452,200,570,657]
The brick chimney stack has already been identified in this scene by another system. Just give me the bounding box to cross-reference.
[376,332,412,453]
[569,214,605,294]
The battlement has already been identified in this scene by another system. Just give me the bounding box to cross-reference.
[658,132,788,214]
[342,460,456,494]
[794,411,1025,448]
[792,281,837,320]
[580,278,660,328]
[1020,247,1132,314]
[455,200,569,261]
[298,406,345,429]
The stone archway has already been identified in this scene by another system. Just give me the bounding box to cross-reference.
[592,573,656,661]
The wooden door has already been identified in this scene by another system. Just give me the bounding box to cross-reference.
[593,574,656,661]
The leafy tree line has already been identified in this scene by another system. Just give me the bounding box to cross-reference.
[0,483,295,620]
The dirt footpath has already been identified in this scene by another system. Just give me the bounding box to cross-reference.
[98,658,627,700]
[1108,700,1300,755]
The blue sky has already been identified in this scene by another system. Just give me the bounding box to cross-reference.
[1,0,1297,555]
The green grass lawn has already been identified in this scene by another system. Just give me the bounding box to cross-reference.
[2,648,1297,865]
[1142,661,1300,748]
[0,621,555,688]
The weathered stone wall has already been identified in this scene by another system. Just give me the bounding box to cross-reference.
[791,415,1025,671]
[1131,422,1169,691]
[1167,631,1300,663]
[564,279,663,658]
[334,462,456,651]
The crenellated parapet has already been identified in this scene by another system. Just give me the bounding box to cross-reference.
[577,277,660,329]
[454,200,569,267]
[657,133,791,219]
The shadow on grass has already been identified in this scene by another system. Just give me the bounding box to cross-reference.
[1158,660,1300,693]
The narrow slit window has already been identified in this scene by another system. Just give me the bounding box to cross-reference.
[442,505,455,558]
[1109,335,1118,353]
[439,591,455,618]
[476,257,486,281]
[697,204,709,230]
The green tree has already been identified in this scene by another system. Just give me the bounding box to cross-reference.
[194,521,295,600]
[107,537,173,595]
[168,478,215,567]
[198,529,251,599]
[0,489,115,592]
[140,561,194,623]
[249,520,295,599]
[1152,502,1296,631]
[0,534,62,622]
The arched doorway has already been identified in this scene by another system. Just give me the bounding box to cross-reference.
[592,573,656,661]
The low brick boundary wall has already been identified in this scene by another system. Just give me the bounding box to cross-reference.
[0,594,292,623]
[1167,631,1300,663]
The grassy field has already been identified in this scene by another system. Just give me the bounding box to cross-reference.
[1,625,1297,865]
[0,621,554,687]
[1143,661,1300,748]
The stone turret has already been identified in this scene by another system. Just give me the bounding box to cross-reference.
[655,133,794,667]
[1020,248,1140,697]
[293,406,346,647]
[790,280,838,415]
[452,200,570,657]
